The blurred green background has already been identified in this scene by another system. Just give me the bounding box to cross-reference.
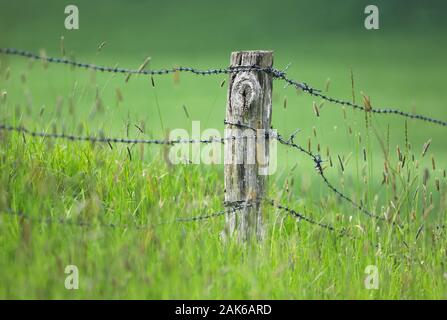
[1,0,447,194]
[1,0,447,299]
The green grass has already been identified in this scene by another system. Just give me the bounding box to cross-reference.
[0,131,445,299]
[0,0,446,299]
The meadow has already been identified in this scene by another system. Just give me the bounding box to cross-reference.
[0,0,446,299]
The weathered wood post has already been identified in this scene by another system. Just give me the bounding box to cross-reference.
[224,51,273,242]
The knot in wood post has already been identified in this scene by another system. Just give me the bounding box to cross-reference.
[223,50,273,242]
[230,72,261,118]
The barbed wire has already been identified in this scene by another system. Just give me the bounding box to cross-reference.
[273,131,388,222]
[0,200,343,235]
[297,86,447,127]
[0,123,226,145]
[266,200,336,232]
[0,46,433,234]
[0,203,248,229]
[224,120,389,224]
[1,121,390,227]
[0,47,275,78]
[1,47,446,127]
[0,122,345,234]
[174,203,248,223]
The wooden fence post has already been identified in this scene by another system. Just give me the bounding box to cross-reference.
[224,50,273,242]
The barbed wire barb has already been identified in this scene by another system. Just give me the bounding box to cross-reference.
[2,47,446,127]
[0,124,227,145]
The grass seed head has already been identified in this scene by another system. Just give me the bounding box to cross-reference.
[39,49,48,69]
[97,41,107,52]
[173,68,180,84]
[313,101,320,117]
[1,90,6,104]
[397,145,402,161]
[182,105,190,119]
[337,155,345,172]
[115,87,123,103]
[422,139,431,157]
[360,91,372,112]
[423,168,430,186]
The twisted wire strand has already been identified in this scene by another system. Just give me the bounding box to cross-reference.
[2,47,446,127]
[0,122,340,233]
[0,121,327,229]
[3,201,336,233]
[273,130,389,223]
[270,68,447,127]
[0,123,226,145]
[224,120,386,223]
[0,47,271,77]
[0,208,124,229]
[0,203,248,229]
[223,121,350,234]
[267,199,336,232]
[298,85,447,127]
[1,200,340,234]
[174,203,248,222]
[3,121,388,226]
